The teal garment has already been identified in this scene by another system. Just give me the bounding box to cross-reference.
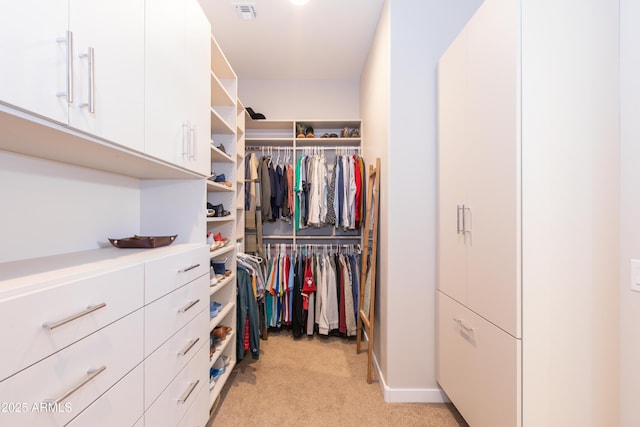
[237,267,260,361]
[295,155,303,230]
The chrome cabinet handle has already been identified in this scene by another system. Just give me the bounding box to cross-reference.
[56,31,74,103]
[80,47,95,113]
[178,380,199,404]
[453,318,474,334]
[182,122,189,158]
[178,299,200,314]
[43,303,107,330]
[456,205,463,234]
[189,124,196,160]
[178,338,200,357]
[179,264,200,273]
[44,365,106,405]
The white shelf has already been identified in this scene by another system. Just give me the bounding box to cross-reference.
[209,359,236,405]
[206,216,236,223]
[210,272,235,296]
[209,244,234,259]
[208,302,235,332]
[206,180,234,192]
[210,107,235,134]
[209,331,234,368]
[210,144,233,163]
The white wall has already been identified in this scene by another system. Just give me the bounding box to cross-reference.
[360,0,482,401]
[238,79,359,120]
[0,151,140,263]
[620,1,640,425]
[360,0,391,390]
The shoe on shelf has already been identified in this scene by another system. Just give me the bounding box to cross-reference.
[211,203,231,217]
[211,259,227,275]
[214,232,229,245]
[216,144,227,154]
[349,128,360,138]
[305,126,314,138]
[213,326,227,340]
[210,301,222,318]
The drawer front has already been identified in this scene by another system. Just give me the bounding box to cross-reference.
[0,264,143,382]
[145,307,209,409]
[144,275,208,356]
[0,310,143,427]
[177,384,210,427]
[437,291,521,427]
[145,340,209,427]
[145,246,209,304]
[67,364,143,427]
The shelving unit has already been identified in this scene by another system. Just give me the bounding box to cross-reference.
[207,34,238,412]
[244,119,363,246]
[236,100,246,250]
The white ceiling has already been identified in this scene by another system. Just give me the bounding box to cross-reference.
[198,0,385,80]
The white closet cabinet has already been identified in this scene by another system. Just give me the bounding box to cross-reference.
[145,0,211,175]
[0,0,145,152]
[0,0,68,124]
[437,0,619,426]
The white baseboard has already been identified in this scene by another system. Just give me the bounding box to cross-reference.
[372,352,450,403]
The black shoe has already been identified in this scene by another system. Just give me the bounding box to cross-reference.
[246,107,266,120]
[212,203,231,217]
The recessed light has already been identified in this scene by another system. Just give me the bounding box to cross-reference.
[290,0,309,5]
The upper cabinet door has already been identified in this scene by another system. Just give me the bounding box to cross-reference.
[184,0,212,176]
[0,0,69,124]
[464,0,520,338]
[68,0,145,152]
[437,30,469,306]
[145,0,188,168]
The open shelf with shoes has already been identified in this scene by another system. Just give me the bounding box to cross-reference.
[206,32,238,413]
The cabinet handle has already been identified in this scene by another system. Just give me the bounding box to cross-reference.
[43,303,107,330]
[79,47,95,113]
[189,124,196,160]
[178,299,200,314]
[179,263,200,273]
[182,122,189,158]
[456,205,463,234]
[56,31,74,103]
[178,337,200,357]
[43,365,106,405]
[453,318,474,334]
[178,379,200,404]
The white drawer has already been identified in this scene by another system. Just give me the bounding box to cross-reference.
[145,340,208,427]
[144,275,208,356]
[145,307,209,409]
[0,309,143,427]
[177,383,210,427]
[67,364,143,427]
[0,264,143,382]
[145,246,209,304]
[437,291,521,427]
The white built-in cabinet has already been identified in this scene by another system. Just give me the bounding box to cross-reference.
[437,0,619,426]
[0,0,145,151]
[0,0,223,425]
[145,0,211,175]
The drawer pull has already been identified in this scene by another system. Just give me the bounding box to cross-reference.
[453,318,475,334]
[178,379,200,404]
[178,299,200,313]
[178,338,200,357]
[179,264,200,273]
[43,303,107,330]
[44,365,107,405]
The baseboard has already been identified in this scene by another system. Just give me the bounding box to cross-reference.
[372,352,450,403]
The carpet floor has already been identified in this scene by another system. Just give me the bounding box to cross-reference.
[208,330,468,426]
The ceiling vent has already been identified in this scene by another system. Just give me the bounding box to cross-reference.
[235,3,257,20]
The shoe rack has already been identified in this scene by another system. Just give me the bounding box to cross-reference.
[244,119,363,247]
[207,34,238,410]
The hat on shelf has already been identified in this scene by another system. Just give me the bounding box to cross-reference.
[246,107,266,120]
